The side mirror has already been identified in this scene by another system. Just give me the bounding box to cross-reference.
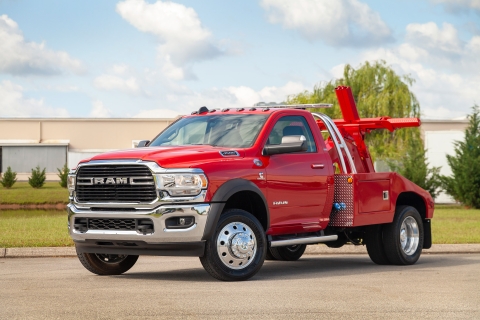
[136,140,150,148]
[263,135,307,155]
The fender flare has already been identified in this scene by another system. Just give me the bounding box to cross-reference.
[202,179,269,240]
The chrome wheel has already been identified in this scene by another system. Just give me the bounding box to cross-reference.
[399,216,419,256]
[217,222,257,270]
[94,254,128,264]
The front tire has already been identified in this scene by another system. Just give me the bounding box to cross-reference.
[76,248,139,275]
[383,206,424,265]
[200,209,266,281]
[268,244,306,261]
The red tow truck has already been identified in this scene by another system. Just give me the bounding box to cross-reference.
[67,86,434,281]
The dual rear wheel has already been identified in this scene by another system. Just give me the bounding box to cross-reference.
[365,205,424,265]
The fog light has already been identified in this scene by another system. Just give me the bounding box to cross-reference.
[165,216,195,229]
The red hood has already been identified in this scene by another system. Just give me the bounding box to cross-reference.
[82,146,245,168]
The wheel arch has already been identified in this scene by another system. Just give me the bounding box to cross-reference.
[395,192,432,249]
[396,192,427,220]
[202,179,269,240]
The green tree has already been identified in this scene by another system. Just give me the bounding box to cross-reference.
[0,166,17,188]
[29,166,46,188]
[288,60,421,160]
[441,105,480,208]
[57,163,69,188]
[389,140,442,199]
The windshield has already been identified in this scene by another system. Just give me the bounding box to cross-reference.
[149,114,269,148]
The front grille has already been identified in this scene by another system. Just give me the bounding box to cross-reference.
[88,218,136,231]
[76,165,157,203]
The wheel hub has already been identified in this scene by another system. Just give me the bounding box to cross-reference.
[400,216,419,256]
[217,222,257,270]
[230,232,254,259]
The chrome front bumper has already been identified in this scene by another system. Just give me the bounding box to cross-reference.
[68,203,210,244]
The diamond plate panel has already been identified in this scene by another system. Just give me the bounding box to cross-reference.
[328,174,354,227]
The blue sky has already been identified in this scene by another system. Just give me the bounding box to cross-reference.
[0,0,479,119]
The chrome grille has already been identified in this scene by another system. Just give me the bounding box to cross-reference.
[76,165,157,203]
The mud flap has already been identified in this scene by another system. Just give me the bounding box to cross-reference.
[423,219,432,249]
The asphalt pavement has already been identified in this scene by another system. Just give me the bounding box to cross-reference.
[0,254,479,319]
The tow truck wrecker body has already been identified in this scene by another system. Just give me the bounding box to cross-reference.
[67,86,433,281]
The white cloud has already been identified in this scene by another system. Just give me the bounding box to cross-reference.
[260,0,393,47]
[89,100,112,118]
[0,15,83,75]
[166,81,307,111]
[431,0,480,14]
[0,80,69,117]
[116,0,223,81]
[347,22,480,119]
[94,74,140,94]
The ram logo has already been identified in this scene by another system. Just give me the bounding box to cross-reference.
[77,177,153,185]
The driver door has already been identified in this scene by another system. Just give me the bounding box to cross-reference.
[264,115,331,234]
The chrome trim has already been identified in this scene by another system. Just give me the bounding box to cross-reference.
[312,113,357,174]
[68,203,210,243]
[163,224,197,233]
[73,190,207,210]
[270,235,338,247]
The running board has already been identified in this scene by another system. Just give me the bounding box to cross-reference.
[270,235,338,247]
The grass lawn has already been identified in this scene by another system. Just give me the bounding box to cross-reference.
[432,205,480,244]
[0,210,73,247]
[0,182,69,204]
[0,205,479,247]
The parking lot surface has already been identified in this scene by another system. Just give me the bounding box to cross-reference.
[1,254,479,319]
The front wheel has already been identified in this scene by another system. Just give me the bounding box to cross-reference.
[76,248,138,275]
[200,209,266,281]
[383,206,424,265]
[268,244,307,261]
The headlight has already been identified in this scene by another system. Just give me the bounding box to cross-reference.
[67,174,76,192]
[155,173,208,196]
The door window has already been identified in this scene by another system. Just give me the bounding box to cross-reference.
[267,116,317,152]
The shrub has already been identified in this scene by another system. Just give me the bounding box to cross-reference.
[441,105,480,208]
[0,166,17,188]
[29,166,46,188]
[57,163,69,188]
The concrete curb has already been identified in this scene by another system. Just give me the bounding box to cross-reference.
[3,247,76,258]
[304,243,480,255]
[1,244,480,258]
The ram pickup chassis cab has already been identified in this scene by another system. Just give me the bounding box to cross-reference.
[67,86,434,281]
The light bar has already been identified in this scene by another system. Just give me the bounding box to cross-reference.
[272,103,332,109]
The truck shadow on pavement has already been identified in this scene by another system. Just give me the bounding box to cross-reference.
[120,254,479,282]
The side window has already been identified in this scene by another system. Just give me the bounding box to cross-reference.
[267,116,317,152]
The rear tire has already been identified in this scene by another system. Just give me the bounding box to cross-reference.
[76,248,138,275]
[268,244,307,261]
[383,206,424,265]
[364,224,391,265]
[200,209,266,281]
[265,249,277,260]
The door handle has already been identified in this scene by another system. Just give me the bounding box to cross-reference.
[311,164,325,169]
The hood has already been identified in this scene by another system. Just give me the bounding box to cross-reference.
[83,146,245,168]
